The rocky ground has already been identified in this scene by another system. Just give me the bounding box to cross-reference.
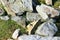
[0,0,60,40]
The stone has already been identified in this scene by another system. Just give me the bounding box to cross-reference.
[22,0,33,12]
[0,7,4,15]
[7,39,13,40]
[36,4,59,18]
[12,29,20,39]
[36,5,49,21]
[35,20,58,36]
[18,35,41,40]
[0,16,9,20]
[26,12,41,22]
[45,0,52,5]
[11,16,26,28]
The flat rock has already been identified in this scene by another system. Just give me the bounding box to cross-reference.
[11,16,26,28]
[26,12,41,22]
[35,20,58,36]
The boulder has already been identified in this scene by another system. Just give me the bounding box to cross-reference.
[35,20,58,36]
[26,12,41,22]
[0,16,9,20]
[11,16,26,28]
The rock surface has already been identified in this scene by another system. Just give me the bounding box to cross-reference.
[0,16,9,20]
[11,16,26,28]
[26,12,41,22]
[0,7,4,15]
[36,4,59,18]
[35,20,58,36]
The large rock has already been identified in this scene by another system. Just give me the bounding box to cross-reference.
[35,20,58,36]
[0,16,9,20]
[18,35,60,40]
[26,12,41,22]
[11,16,26,28]
[36,4,59,21]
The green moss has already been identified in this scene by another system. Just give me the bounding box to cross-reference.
[37,0,45,4]
[0,19,26,40]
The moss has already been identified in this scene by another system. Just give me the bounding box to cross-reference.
[0,19,26,40]
[37,0,45,4]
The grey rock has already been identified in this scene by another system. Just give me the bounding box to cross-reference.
[0,16,9,20]
[11,16,26,28]
[36,4,59,18]
[35,20,58,36]
[26,12,41,22]
[18,35,41,40]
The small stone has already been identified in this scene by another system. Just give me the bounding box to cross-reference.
[35,20,58,36]
[0,16,9,20]
[11,16,26,28]
[12,29,20,39]
[26,12,41,22]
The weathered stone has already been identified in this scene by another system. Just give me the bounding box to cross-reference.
[12,29,20,40]
[36,4,59,18]
[11,16,26,28]
[45,0,52,5]
[35,20,58,36]
[26,12,41,22]
[0,7,4,15]
[0,16,9,20]
[18,35,41,40]
[36,5,49,21]
[22,0,33,12]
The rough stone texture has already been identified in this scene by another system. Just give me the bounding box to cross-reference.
[35,20,58,36]
[12,29,20,39]
[11,16,26,28]
[0,7,4,15]
[18,35,41,40]
[45,0,52,5]
[18,35,60,40]
[26,12,41,22]
[0,16,9,20]
[36,4,59,18]
[36,5,49,21]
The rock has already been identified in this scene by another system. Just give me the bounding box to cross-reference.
[22,0,33,12]
[36,4,59,18]
[35,20,58,36]
[11,16,26,28]
[26,12,41,22]
[18,35,41,40]
[0,7,4,15]
[0,16,9,20]
[36,5,49,21]
[45,0,52,5]
[12,29,20,39]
